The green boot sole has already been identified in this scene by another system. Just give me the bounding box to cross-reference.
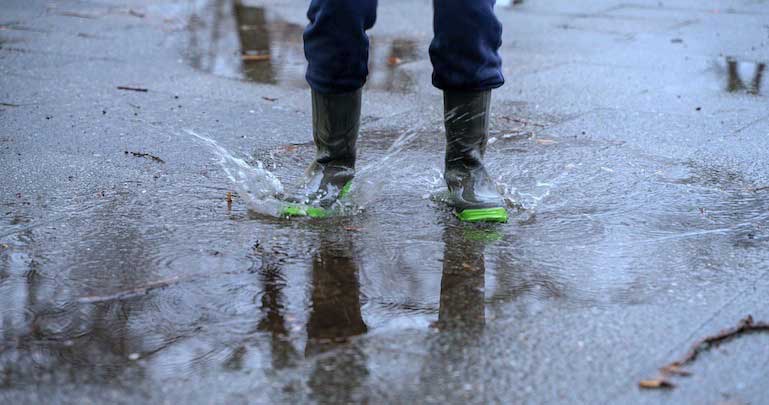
[455,207,508,223]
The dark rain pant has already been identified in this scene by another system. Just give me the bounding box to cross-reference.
[303,0,504,94]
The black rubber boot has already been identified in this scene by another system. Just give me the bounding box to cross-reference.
[443,90,507,222]
[282,89,361,218]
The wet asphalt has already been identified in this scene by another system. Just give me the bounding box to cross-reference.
[1,0,769,404]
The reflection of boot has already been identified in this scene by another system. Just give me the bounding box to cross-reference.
[726,58,746,92]
[306,244,367,354]
[283,89,361,218]
[443,90,507,222]
[305,234,369,404]
[437,226,487,332]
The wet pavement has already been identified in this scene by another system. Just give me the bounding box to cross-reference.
[2,0,769,404]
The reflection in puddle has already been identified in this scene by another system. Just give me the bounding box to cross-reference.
[306,231,367,349]
[437,226,488,332]
[233,2,277,84]
[305,230,368,403]
[185,1,424,93]
[717,57,766,95]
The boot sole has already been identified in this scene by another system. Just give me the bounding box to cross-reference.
[280,181,351,219]
[456,207,508,223]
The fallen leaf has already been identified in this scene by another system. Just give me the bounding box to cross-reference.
[276,144,298,153]
[387,56,402,66]
[242,53,270,62]
[639,379,675,389]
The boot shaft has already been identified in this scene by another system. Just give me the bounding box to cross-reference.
[443,90,492,171]
[311,89,362,168]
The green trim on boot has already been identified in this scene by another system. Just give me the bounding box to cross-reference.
[280,205,329,219]
[281,180,352,219]
[338,181,352,200]
[456,207,508,223]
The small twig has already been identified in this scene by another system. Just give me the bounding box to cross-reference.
[125,150,165,164]
[749,186,769,193]
[56,11,101,19]
[668,315,769,369]
[117,86,148,92]
[77,277,181,304]
[640,315,769,390]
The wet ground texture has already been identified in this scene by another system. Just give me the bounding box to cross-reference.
[2,0,769,404]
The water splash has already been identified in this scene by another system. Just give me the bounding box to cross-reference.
[184,129,286,217]
[342,127,426,208]
[185,125,524,218]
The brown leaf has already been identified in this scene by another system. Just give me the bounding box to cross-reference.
[387,56,402,66]
[639,379,675,389]
[242,53,270,62]
[277,144,298,153]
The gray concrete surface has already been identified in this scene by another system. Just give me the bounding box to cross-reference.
[1,0,768,404]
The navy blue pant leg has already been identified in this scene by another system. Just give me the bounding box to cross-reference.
[303,0,378,94]
[430,0,504,91]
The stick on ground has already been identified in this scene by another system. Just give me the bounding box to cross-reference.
[640,315,769,389]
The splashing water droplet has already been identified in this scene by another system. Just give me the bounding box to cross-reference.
[184,129,286,217]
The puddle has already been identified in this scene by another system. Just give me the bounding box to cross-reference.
[184,0,425,93]
[3,103,769,401]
